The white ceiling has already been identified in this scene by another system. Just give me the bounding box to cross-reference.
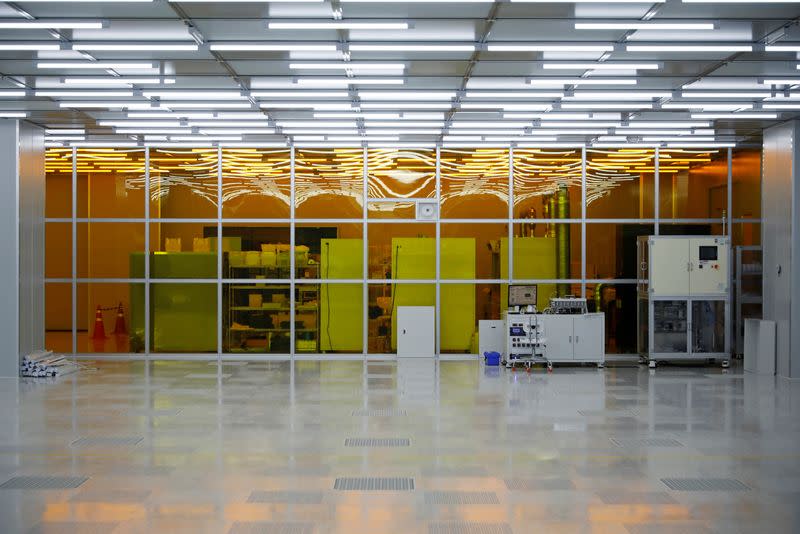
[1,0,799,147]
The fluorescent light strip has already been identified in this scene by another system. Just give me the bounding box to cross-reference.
[464,91,563,99]
[37,62,155,69]
[276,121,356,128]
[269,21,408,30]
[627,45,752,52]
[100,121,182,127]
[450,122,531,128]
[360,103,452,109]
[665,143,736,148]
[143,91,245,100]
[63,78,168,85]
[71,142,139,147]
[0,20,104,29]
[358,91,455,100]
[296,78,404,86]
[690,113,778,119]
[543,63,659,70]
[681,92,771,99]
[283,129,359,134]
[199,129,275,134]
[488,44,614,52]
[314,112,400,118]
[576,22,713,30]
[561,103,654,109]
[529,79,637,86]
[661,103,753,110]
[170,136,242,141]
[210,43,338,51]
[45,128,84,134]
[762,79,800,85]
[259,102,354,109]
[349,44,475,52]
[643,137,717,142]
[251,91,349,98]
[0,91,26,97]
[512,0,664,2]
[567,91,670,100]
[764,103,800,109]
[162,102,252,108]
[627,121,710,128]
[73,43,198,51]
[44,136,85,141]
[289,62,405,70]
[0,43,60,50]
[116,129,190,134]
[460,103,551,110]
[189,121,271,127]
[59,102,154,109]
[36,90,134,97]
[534,121,621,128]
[363,121,444,127]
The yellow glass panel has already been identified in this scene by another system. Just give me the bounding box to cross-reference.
[367,223,436,279]
[222,148,291,218]
[732,148,760,219]
[513,148,581,220]
[150,282,217,353]
[440,223,507,279]
[659,148,727,219]
[77,148,146,218]
[367,148,435,219]
[45,222,71,279]
[77,282,145,353]
[150,148,218,219]
[296,223,363,279]
[440,148,509,218]
[225,282,290,354]
[77,222,145,279]
[148,223,218,279]
[367,282,435,354]
[45,148,72,219]
[295,148,363,218]
[586,148,655,219]
[45,282,72,354]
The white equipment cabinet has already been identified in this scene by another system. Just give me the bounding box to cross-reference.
[397,306,435,358]
[503,312,549,371]
[539,313,605,367]
[637,236,730,368]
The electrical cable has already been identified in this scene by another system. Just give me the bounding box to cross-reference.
[388,244,400,322]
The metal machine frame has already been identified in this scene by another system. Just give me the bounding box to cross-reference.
[637,236,731,369]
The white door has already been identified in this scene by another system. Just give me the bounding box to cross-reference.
[539,315,574,361]
[573,313,604,362]
[650,238,690,296]
[397,306,435,358]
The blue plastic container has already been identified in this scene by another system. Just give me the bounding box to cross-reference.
[484,351,501,366]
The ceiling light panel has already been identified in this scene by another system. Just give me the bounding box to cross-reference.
[575,23,714,30]
[268,21,409,30]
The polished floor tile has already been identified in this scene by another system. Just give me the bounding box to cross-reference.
[0,360,799,533]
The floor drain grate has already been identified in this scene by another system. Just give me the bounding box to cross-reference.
[344,438,410,447]
[504,478,575,491]
[228,522,314,534]
[424,491,499,505]
[611,438,684,448]
[247,491,323,504]
[0,476,88,490]
[661,478,750,491]
[334,477,415,491]
[71,437,143,447]
[428,522,512,534]
[351,408,407,417]
[27,522,119,534]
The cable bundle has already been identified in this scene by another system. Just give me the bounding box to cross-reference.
[20,351,79,378]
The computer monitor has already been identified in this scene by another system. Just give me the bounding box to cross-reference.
[508,284,537,307]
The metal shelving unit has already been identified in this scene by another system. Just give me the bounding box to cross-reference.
[734,246,763,357]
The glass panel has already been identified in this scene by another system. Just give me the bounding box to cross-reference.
[584,283,638,354]
[440,283,499,354]
[691,300,725,353]
[653,300,688,354]
[45,282,72,353]
[367,282,434,354]
[659,222,723,237]
[585,223,652,280]
[45,222,72,279]
[45,148,72,219]
[220,223,290,280]
[367,148,436,219]
[295,148,364,219]
[512,148,581,220]
[150,282,217,353]
[297,282,364,354]
[732,222,760,247]
[150,148,218,219]
[512,222,581,283]
[367,223,436,279]
[77,148,146,218]
[77,222,145,279]
[222,148,291,218]
[295,223,363,279]
[732,148,760,219]
[225,282,289,354]
[586,148,655,219]
[440,148,509,219]
[149,222,218,279]
[440,223,507,280]
[659,148,727,220]
[78,282,145,353]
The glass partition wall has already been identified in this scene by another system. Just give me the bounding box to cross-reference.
[44,146,760,360]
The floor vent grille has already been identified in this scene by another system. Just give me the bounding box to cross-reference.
[661,478,750,491]
[247,491,323,504]
[228,522,314,534]
[71,437,143,448]
[0,476,88,490]
[334,477,415,491]
[424,491,499,505]
[344,438,410,447]
[351,408,407,417]
[428,522,512,534]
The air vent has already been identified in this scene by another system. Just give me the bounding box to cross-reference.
[661,478,750,491]
[334,477,414,491]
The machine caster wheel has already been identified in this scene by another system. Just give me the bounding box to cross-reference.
[597,363,605,369]
[547,362,553,373]
[648,360,657,369]
[501,360,507,367]
[526,366,531,374]
[512,366,517,372]
[721,360,730,369]
[638,357,646,365]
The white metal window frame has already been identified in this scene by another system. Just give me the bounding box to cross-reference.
[44,146,759,361]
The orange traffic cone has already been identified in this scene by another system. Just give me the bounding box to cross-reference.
[91,305,106,340]
[113,302,127,336]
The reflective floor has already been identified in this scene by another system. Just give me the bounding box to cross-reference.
[1,359,798,534]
